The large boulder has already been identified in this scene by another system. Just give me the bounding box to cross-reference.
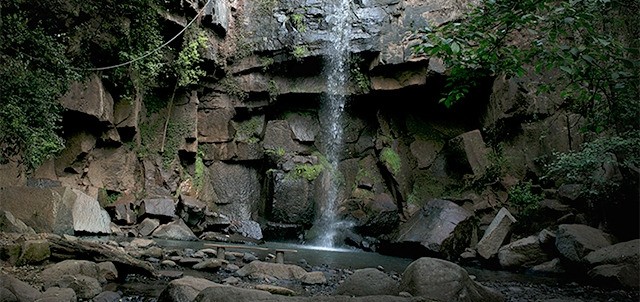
[86,147,138,193]
[0,273,42,302]
[201,162,261,221]
[152,219,198,241]
[335,268,398,297]
[59,74,114,123]
[139,198,177,220]
[235,261,307,280]
[394,199,474,259]
[0,187,111,235]
[555,224,614,263]
[193,286,272,302]
[268,170,316,225]
[498,235,551,269]
[40,260,110,285]
[157,276,221,302]
[262,120,306,154]
[400,257,504,302]
[476,208,517,259]
[48,274,101,300]
[447,130,490,176]
[585,239,640,289]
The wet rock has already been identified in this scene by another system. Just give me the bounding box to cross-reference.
[235,261,307,280]
[36,287,76,302]
[555,224,613,263]
[400,257,504,302]
[394,199,474,259]
[477,208,517,260]
[152,219,198,241]
[269,170,316,225]
[157,276,221,302]
[129,238,156,249]
[335,268,399,296]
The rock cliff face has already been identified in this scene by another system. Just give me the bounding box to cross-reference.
[0,0,595,256]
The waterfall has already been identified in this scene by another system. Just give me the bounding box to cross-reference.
[313,0,352,248]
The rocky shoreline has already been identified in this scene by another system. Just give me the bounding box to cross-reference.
[1,233,638,302]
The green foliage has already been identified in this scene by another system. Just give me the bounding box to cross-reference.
[508,181,543,217]
[380,147,401,175]
[292,164,324,181]
[162,120,191,168]
[291,13,306,32]
[292,45,309,60]
[413,0,639,133]
[194,151,205,192]
[100,188,122,205]
[265,147,286,158]
[0,3,76,170]
[234,116,264,143]
[174,29,208,87]
[268,80,279,102]
[256,0,279,16]
[545,133,640,200]
[221,77,248,101]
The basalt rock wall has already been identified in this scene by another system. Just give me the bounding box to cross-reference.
[0,0,592,256]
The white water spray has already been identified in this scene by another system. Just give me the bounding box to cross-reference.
[314,0,352,248]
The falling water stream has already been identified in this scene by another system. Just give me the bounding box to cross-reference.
[313,0,352,248]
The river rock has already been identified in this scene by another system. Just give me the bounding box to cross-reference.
[335,268,399,296]
[16,239,50,266]
[584,239,639,266]
[37,287,76,302]
[498,235,550,268]
[40,260,108,285]
[400,257,504,302]
[0,273,42,302]
[555,224,613,263]
[394,199,474,259]
[138,218,161,237]
[152,219,198,241]
[49,274,102,300]
[193,259,227,271]
[235,261,307,280]
[588,263,639,289]
[300,271,326,285]
[254,284,296,296]
[477,207,517,259]
[193,286,273,302]
[91,291,122,302]
[157,276,221,302]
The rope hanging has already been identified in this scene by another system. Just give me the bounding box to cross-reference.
[74,0,212,71]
